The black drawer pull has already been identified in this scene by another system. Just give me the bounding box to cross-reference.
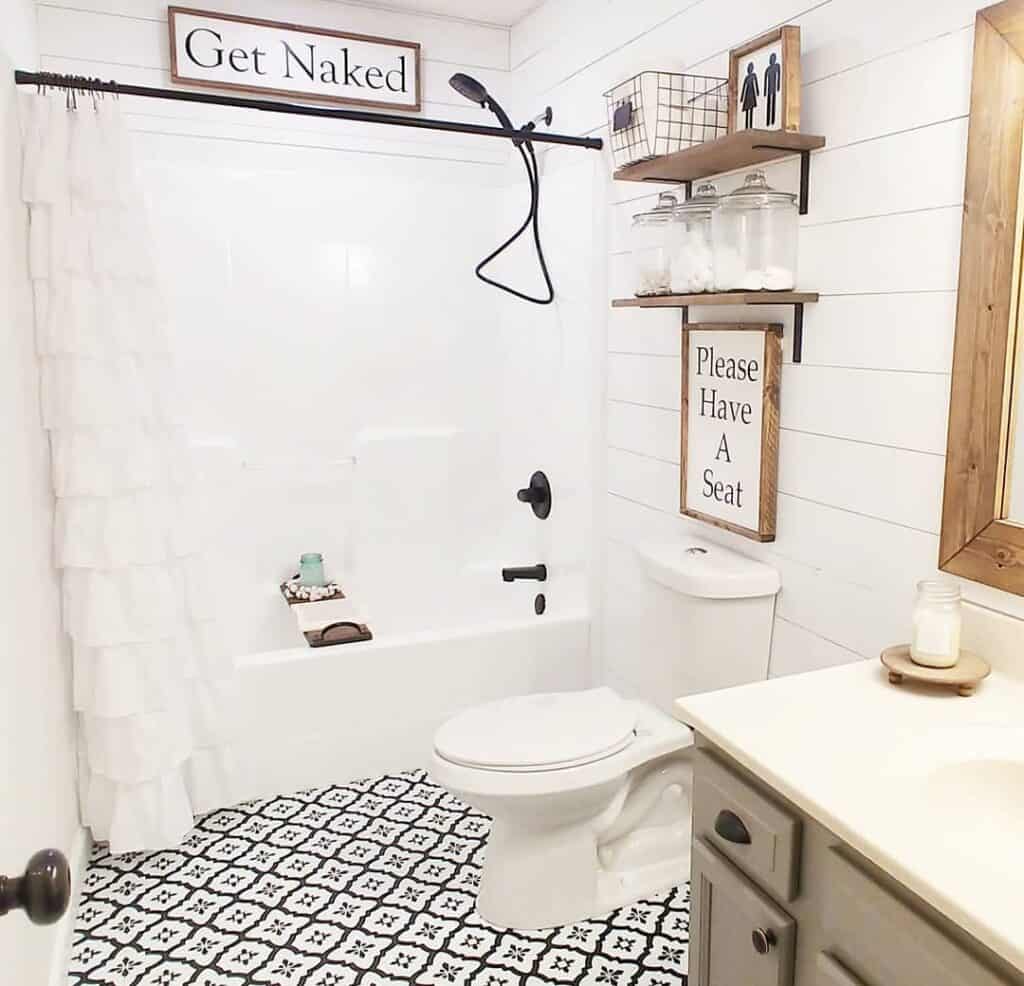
[714,809,751,845]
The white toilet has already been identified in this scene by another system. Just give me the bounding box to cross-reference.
[431,538,781,930]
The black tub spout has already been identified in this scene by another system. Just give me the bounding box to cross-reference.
[502,564,548,583]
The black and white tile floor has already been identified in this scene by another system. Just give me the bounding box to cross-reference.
[67,770,689,986]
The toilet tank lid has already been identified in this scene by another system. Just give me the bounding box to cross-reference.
[636,539,781,599]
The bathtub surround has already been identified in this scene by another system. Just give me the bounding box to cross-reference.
[21,92,235,853]
[67,770,690,986]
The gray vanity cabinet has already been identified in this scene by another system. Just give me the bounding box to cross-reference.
[689,740,1024,986]
[690,836,796,986]
[815,954,866,986]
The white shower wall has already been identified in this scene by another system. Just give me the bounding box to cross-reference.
[35,0,602,655]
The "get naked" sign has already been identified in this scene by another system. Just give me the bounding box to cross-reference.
[169,7,421,111]
[681,324,781,541]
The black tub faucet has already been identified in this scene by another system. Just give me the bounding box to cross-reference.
[502,564,547,583]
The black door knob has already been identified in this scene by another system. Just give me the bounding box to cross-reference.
[714,809,752,845]
[752,927,776,955]
[0,849,71,925]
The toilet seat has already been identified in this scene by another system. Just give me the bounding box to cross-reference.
[432,696,692,801]
[434,687,637,772]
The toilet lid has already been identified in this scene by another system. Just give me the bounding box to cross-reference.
[434,688,637,772]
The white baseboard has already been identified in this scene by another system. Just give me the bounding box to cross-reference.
[48,826,91,986]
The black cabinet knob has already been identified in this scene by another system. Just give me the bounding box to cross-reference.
[714,809,751,845]
[752,927,776,955]
[0,849,71,925]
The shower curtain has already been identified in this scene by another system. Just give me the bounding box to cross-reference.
[20,89,236,853]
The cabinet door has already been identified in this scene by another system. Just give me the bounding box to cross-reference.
[817,953,869,986]
[690,837,796,986]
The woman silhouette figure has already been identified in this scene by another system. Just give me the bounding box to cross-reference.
[740,61,759,129]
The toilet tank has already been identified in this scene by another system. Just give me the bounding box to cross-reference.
[620,538,781,713]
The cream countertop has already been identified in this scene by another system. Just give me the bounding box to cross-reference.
[674,658,1024,973]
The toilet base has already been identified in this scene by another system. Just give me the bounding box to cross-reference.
[475,760,693,930]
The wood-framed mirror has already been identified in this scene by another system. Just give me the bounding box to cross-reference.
[940,0,1024,594]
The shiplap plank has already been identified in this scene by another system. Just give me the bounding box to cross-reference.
[37,0,510,69]
[780,364,950,454]
[36,7,511,94]
[608,400,679,463]
[608,352,680,409]
[607,446,679,512]
[778,429,945,532]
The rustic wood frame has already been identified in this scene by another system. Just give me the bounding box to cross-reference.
[168,6,422,112]
[939,1,1024,594]
[728,25,801,135]
[680,322,782,542]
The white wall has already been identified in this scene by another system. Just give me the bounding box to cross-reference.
[510,0,1024,693]
[0,4,81,983]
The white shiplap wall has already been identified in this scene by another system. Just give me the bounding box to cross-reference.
[510,0,1024,691]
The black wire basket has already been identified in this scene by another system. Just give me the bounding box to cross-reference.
[604,71,729,169]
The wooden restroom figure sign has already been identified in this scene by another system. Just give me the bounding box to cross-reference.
[740,61,759,129]
[764,53,781,127]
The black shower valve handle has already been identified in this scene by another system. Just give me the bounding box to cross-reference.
[516,471,552,519]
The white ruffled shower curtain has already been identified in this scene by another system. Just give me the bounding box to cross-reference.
[20,88,236,853]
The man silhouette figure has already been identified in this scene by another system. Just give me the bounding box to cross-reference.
[764,52,782,127]
[740,61,759,129]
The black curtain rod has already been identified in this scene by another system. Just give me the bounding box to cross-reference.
[14,71,604,151]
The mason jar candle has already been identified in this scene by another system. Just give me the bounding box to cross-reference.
[910,580,962,668]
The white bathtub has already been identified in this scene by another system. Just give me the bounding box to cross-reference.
[232,612,592,803]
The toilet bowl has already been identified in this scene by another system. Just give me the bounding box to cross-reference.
[430,687,693,929]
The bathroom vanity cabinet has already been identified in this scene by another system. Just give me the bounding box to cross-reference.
[688,738,1024,986]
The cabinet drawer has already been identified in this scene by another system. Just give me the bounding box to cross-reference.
[824,849,1015,986]
[690,837,796,986]
[817,953,868,986]
[692,748,801,900]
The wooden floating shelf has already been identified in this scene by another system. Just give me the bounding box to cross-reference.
[611,291,819,363]
[612,291,818,308]
[613,130,826,184]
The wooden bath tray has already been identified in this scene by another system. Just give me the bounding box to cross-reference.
[880,645,991,696]
[304,621,373,648]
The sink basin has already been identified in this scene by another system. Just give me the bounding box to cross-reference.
[881,727,1024,859]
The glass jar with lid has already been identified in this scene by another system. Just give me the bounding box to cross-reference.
[711,170,798,291]
[629,191,683,296]
[670,181,719,294]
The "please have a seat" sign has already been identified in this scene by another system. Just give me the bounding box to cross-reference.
[169,7,421,111]
[681,323,782,541]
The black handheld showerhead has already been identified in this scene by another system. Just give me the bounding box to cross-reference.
[448,72,515,134]
[449,72,488,106]
[448,71,555,306]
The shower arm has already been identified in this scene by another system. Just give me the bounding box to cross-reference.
[12,72,604,151]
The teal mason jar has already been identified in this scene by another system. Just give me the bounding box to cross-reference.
[298,552,326,587]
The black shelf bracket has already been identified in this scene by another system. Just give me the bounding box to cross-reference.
[750,145,812,214]
[681,302,802,360]
[749,300,805,362]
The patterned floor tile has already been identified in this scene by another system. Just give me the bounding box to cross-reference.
[67,770,689,985]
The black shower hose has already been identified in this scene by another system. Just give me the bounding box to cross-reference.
[474,137,555,306]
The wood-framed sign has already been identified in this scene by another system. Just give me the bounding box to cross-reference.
[728,25,801,134]
[681,323,782,542]
[169,7,421,111]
